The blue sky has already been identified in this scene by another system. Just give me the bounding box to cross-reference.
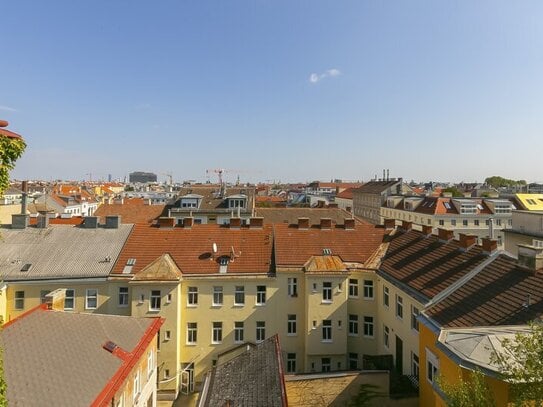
[2,1,543,183]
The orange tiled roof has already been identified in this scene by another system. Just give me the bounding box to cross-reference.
[28,217,84,226]
[94,203,166,224]
[336,188,355,200]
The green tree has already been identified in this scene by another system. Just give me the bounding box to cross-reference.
[438,369,495,407]
[441,187,464,197]
[0,135,26,195]
[491,322,543,406]
[484,176,527,189]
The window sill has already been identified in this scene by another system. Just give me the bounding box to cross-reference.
[255,303,266,307]
[211,342,222,345]
[233,304,245,307]
[363,335,375,339]
[186,342,197,346]
[321,300,332,304]
[348,296,359,300]
[348,333,358,337]
[211,304,223,308]
[321,340,333,343]
[286,333,297,337]
[148,309,161,313]
[186,304,198,308]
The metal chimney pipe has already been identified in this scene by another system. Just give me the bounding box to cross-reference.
[21,180,28,215]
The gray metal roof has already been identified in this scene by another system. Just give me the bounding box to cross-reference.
[0,225,133,281]
[0,308,155,407]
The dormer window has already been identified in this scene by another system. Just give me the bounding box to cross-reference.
[227,194,247,209]
[323,248,332,255]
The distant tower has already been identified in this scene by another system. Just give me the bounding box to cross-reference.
[108,174,112,182]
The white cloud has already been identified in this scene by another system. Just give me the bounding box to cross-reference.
[308,68,342,83]
[0,105,17,112]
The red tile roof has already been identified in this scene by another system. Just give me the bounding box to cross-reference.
[94,203,166,224]
[336,188,355,200]
[28,217,84,226]
[112,224,273,275]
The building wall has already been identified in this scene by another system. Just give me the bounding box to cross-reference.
[334,197,353,212]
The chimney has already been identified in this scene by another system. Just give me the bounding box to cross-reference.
[36,214,49,229]
[320,218,332,230]
[105,215,121,229]
[158,217,175,228]
[421,225,433,236]
[250,217,264,229]
[346,206,352,213]
[11,214,29,229]
[384,218,396,230]
[183,217,194,228]
[458,233,477,250]
[438,228,454,242]
[401,221,412,232]
[21,180,28,215]
[517,245,543,272]
[298,218,310,229]
[344,218,355,230]
[230,217,241,228]
[44,288,67,311]
[84,216,99,229]
[327,203,338,208]
[482,237,498,255]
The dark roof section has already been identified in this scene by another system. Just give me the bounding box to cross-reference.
[200,335,287,407]
[355,180,401,194]
[426,254,543,328]
[379,230,489,301]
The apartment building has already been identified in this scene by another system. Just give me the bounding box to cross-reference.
[504,210,543,257]
[352,179,403,225]
[381,196,514,247]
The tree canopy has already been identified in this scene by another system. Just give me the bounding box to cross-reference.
[484,176,527,189]
[0,135,26,195]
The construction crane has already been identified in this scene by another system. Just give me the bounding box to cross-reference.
[205,168,261,185]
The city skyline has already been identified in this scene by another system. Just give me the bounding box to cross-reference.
[2,1,543,183]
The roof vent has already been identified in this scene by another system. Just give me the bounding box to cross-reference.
[20,263,32,272]
[323,248,332,255]
[103,341,118,353]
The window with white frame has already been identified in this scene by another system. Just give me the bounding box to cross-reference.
[118,287,129,307]
[349,353,358,370]
[64,289,75,310]
[150,290,161,311]
[287,314,297,335]
[363,316,374,337]
[256,321,266,342]
[212,286,223,306]
[412,352,419,378]
[234,321,244,343]
[383,286,389,307]
[363,280,374,299]
[147,350,154,378]
[438,219,444,226]
[322,282,332,302]
[463,219,468,226]
[411,305,420,332]
[187,287,198,306]
[86,289,98,310]
[133,370,141,400]
[256,285,267,305]
[287,353,296,373]
[349,279,359,298]
[348,314,358,336]
[187,323,197,344]
[474,219,480,226]
[396,295,403,319]
[321,357,331,372]
[212,322,223,344]
[426,348,439,384]
[14,291,24,310]
[384,325,389,348]
[288,278,298,297]
[322,320,332,342]
[234,285,245,305]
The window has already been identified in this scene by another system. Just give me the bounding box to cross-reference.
[133,370,141,400]
[348,279,359,298]
[234,321,244,343]
[234,286,245,305]
[411,306,420,332]
[187,323,197,344]
[164,369,170,379]
[451,219,457,226]
[164,330,171,341]
[118,287,129,307]
[438,219,444,226]
[322,320,332,342]
[496,219,502,226]
[287,353,296,373]
[86,289,98,310]
[212,322,223,344]
[14,291,24,310]
[349,353,358,370]
[321,358,331,372]
[322,282,332,302]
[312,282,318,292]
[463,219,468,226]
[534,240,543,248]
[256,285,267,305]
[287,314,297,335]
[363,280,374,299]
[147,350,154,378]
[396,295,403,319]
[383,286,389,307]
[384,325,390,348]
[288,278,298,297]
[150,290,161,311]
[474,219,480,226]
[426,349,439,384]
[64,289,75,310]
[212,286,223,306]
[348,314,358,336]
[187,287,198,306]
[412,353,420,378]
[363,316,374,337]
[256,321,266,342]
[40,290,50,304]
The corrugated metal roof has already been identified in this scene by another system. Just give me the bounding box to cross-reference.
[0,225,133,281]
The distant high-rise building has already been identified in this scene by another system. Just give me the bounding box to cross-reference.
[108,174,112,182]
[129,171,157,183]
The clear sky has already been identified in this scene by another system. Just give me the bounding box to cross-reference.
[2,1,543,184]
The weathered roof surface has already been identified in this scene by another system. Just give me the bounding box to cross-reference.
[95,202,166,224]
[112,224,273,276]
[274,223,386,266]
[426,254,543,328]
[354,180,401,194]
[255,208,354,225]
[201,335,287,407]
[174,186,255,211]
[132,253,182,281]
[304,255,347,272]
[0,225,133,281]
[379,230,489,300]
[0,307,159,407]
[335,188,355,200]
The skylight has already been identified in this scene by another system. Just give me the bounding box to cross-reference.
[20,263,32,272]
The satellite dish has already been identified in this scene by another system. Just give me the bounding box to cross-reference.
[212,243,218,254]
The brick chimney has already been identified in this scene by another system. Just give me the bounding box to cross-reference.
[421,225,433,236]
[327,203,338,208]
[438,228,454,242]
[384,219,396,230]
[158,217,175,228]
[481,237,498,255]
[344,218,355,230]
[250,217,264,229]
[401,221,412,232]
[298,218,310,229]
[346,206,352,213]
[230,217,241,228]
[45,288,67,311]
[320,218,332,230]
[183,217,194,228]
[458,233,477,250]
[518,245,543,272]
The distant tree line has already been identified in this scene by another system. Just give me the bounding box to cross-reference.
[485,176,527,189]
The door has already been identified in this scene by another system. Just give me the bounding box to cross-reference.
[395,335,403,375]
[180,363,194,394]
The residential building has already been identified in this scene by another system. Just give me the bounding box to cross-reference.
[334,187,355,212]
[353,179,403,224]
[129,171,158,183]
[513,193,543,211]
[504,210,543,257]
[0,186,23,205]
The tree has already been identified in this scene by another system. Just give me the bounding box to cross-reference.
[491,322,543,406]
[484,176,527,189]
[438,369,495,407]
[0,135,26,195]
[441,187,464,197]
